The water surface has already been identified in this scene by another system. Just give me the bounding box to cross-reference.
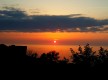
[26,44,108,59]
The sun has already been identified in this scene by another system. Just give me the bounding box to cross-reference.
[54,40,56,43]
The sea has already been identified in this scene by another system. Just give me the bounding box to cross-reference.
[25,44,108,60]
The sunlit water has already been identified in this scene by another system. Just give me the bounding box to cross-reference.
[26,44,108,60]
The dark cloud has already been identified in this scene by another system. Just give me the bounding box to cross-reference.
[0,7,108,32]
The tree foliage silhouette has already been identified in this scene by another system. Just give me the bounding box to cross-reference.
[0,44,108,68]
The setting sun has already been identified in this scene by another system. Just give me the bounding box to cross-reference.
[54,40,57,44]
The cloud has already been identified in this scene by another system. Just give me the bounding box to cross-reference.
[0,7,108,32]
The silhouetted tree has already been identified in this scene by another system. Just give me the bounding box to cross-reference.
[39,51,60,64]
[70,44,97,67]
[1,43,108,69]
[59,57,69,64]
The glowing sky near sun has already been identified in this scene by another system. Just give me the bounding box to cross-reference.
[0,32,108,45]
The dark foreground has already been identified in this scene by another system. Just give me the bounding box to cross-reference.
[0,44,108,76]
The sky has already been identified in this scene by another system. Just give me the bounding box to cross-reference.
[0,0,108,45]
[0,32,108,45]
[0,0,108,18]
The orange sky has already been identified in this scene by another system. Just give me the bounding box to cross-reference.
[0,32,108,46]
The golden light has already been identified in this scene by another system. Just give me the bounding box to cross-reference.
[54,40,56,43]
